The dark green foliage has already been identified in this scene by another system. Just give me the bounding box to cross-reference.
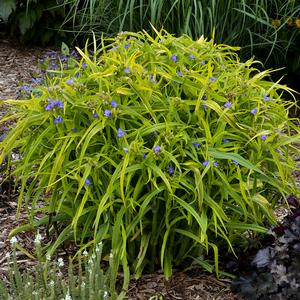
[0,0,70,45]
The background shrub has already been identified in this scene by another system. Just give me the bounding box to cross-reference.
[0,0,70,45]
[0,29,299,280]
[1,1,299,92]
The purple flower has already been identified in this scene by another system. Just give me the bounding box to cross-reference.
[46,100,64,111]
[202,160,210,167]
[45,103,53,111]
[154,145,161,154]
[82,63,87,69]
[124,43,130,49]
[84,178,91,186]
[71,49,78,57]
[189,54,195,59]
[111,100,118,108]
[223,138,230,143]
[192,142,200,147]
[232,160,239,165]
[168,166,174,175]
[53,116,63,124]
[142,153,147,159]
[61,55,68,63]
[202,104,207,111]
[21,85,31,93]
[251,108,258,115]
[117,128,126,138]
[150,74,155,83]
[176,69,182,76]
[71,128,77,133]
[212,161,218,167]
[171,54,177,62]
[51,62,58,70]
[103,109,112,117]
[66,78,74,85]
[261,134,268,141]
[124,67,130,74]
[32,77,43,85]
[224,101,232,108]
[263,95,270,101]
[123,147,129,152]
[209,77,217,82]
[56,100,64,109]
[202,94,207,100]
[93,111,99,118]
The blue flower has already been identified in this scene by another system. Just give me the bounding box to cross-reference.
[53,116,63,124]
[209,77,217,82]
[32,78,43,85]
[66,78,74,85]
[202,160,210,167]
[154,145,161,154]
[171,54,177,62]
[232,160,239,165]
[168,166,174,175]
[111,100,118,108]
[117,128,126,138]
[224,101,231,108]
[124,67,130,74]
[71,128,77,133]
[84,178,91,186]
[75,72,80,78]
[21,85,31,93]
[93,111,99,118]
[142,153,147,159]
[261,134,268,141]
[189,54,195,59]
[192,142,200,147]
[212,161,218,167]
[124,43,130,49]
[202,94,207,100]
[104,109,112,117]
[223,138,230,143]
[82,63,87,69]
[123,147,129,152]
[71,49,78,57]
[202,104,207,111]
[150,74,155,83]
[176,69,182,76]
[46,100,64,111]
[263,95,270,101]
[251,108,258,115]
[61,55,68,63]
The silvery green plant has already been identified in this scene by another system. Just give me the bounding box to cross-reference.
[0,29,299,280]
[0,236,121,300]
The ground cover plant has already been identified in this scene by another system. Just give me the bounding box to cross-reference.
[231,199,300,299]
[0,29,299,286]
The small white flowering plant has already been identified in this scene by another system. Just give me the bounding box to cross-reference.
[0,239,119,299]
[0,29,299,281]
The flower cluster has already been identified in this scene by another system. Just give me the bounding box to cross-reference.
[45,100,64,111]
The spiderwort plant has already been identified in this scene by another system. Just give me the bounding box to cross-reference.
[1,29,299,284]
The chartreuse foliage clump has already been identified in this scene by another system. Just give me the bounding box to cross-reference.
[0,29,299,281]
